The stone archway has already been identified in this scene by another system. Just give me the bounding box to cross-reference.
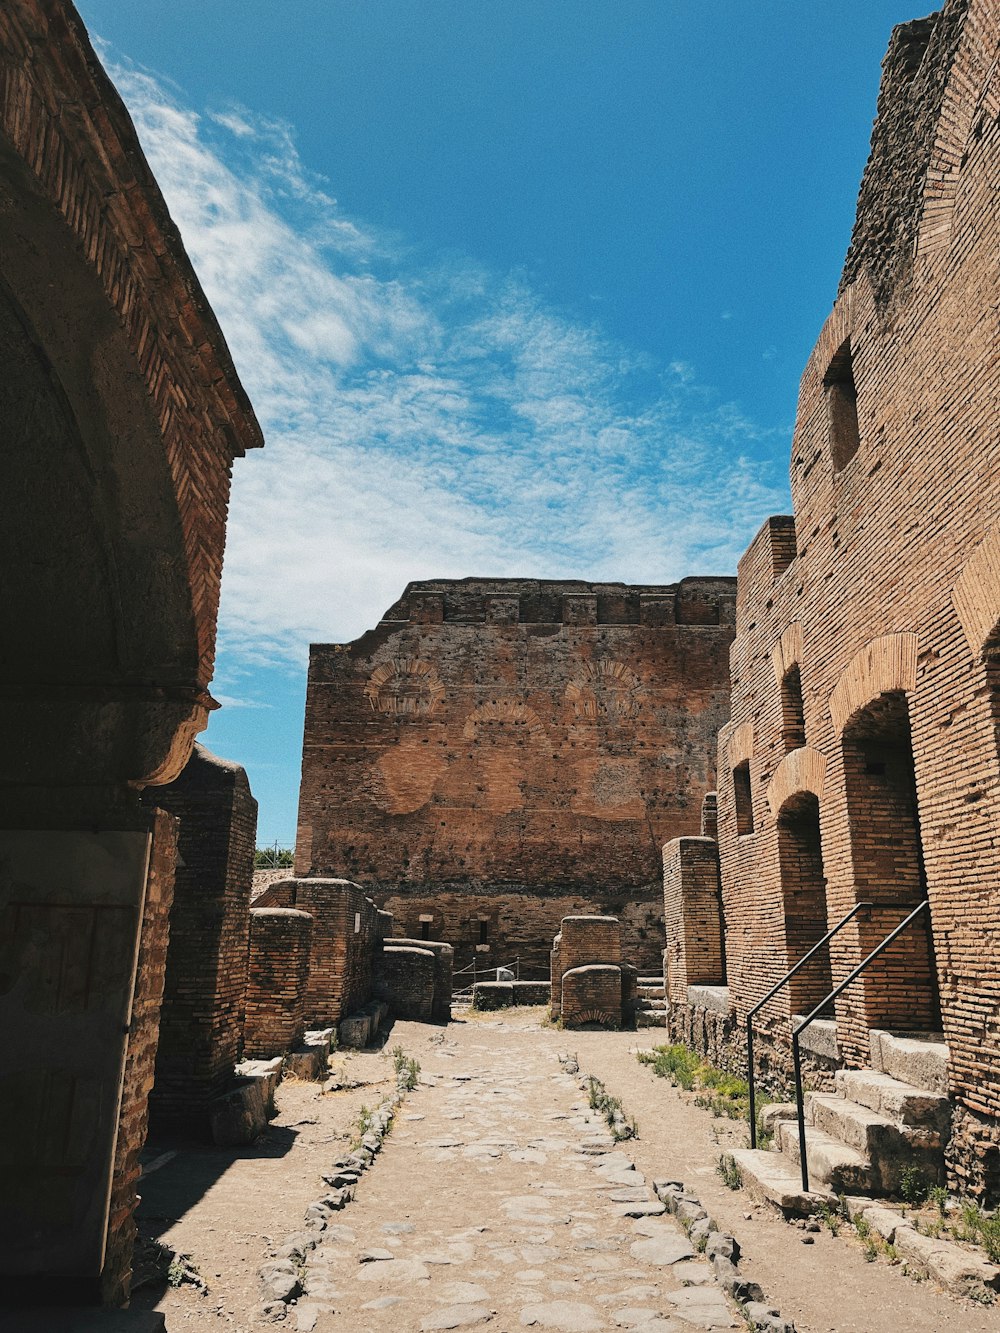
[0,2,261,1308]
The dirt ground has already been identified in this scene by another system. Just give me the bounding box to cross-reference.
[135,1011,1000,1332]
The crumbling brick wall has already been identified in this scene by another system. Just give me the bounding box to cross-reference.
[374,944,436,1021]
[253,877,382,1026]
[712,0,1000,1196]
[140,744,257,1131]
[551,915,623,1029]
[390,938,453,1021]
[295,577,735,977]
[662,836,725,1003]
[243,908,313,1058]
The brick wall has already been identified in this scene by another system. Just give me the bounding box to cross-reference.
[140,745,257,1131]
[294,577,735,975]
[391,938,453,1021]
[559,915,622,972]
[102,808,176,1306]
[377,884,662,978]
[561,965,622,1029]
[243,908,313,1058]
[254,877,382,1026]
[712,0,1000,1196]
[662,837,725,1003]
[374,945,436,1021]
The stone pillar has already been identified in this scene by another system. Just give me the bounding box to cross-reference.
[553,915,623,1029]
[662,837,725,1003]
[140,744,257,1133]
[243,908,314,1058]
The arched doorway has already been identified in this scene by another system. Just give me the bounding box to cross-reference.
[840,692,941,1033]
[776,792,831,1012]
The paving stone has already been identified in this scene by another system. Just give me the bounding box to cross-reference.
[362,1295,404,1309]
[421,1304,494,1330]
[611,1309,662,1328]
[383,1221,416,1234]
[629,1235,695,1266]
[356,1258,432,1283]
[665,1286,738,1329]
[520,1299,604,1330]
[614,1201,667,1218]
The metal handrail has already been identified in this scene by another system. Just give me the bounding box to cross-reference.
[748,902,871,1147]
[791,899,930,1192]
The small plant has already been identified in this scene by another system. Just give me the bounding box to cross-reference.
[899,1165,930,1206]
[353,1103,374,1145]
[862,1236,879,1263]
[717,1153,742,1191]
[853,1213,871,1241]
[166,1253,202,1289]
[392,1045,420,1090]
[818,1203,840,1236]
[978,1213,1000,1265]
[955,1200,984,1243]
[928,1184,948,1216]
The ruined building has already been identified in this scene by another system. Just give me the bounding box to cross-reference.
[0,0,262,1308]
[664,0,1000,1203]
[295,576,736,975]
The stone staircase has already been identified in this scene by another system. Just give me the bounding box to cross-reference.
[731,1029,951,1214]
[635,975,667,1028]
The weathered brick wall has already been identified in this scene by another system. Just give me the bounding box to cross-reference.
[561,965,622,1029]
[254,877,382,1026]
[377,884,662,979]
[662,837,725,1002]
[102,809,176,1306]
[713,0,1000,1196]
[295,577,735,975]
[243,908,313,1058]
[391,938,453,1021]
[559,915,622,972]
[140,745,257,1131]
[374,944,436,1021]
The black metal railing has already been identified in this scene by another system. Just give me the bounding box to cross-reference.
[747,902,871,1147]
[791,899,930,1192]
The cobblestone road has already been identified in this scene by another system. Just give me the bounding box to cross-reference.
[294,1023,736,1332]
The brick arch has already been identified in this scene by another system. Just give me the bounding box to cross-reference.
[726,720,754,766]
[829,632,918,737]
[952,523,1000,658]
[766,746,827,819]
[770,622,804,686]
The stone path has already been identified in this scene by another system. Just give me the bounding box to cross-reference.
[294,1029,737,1331]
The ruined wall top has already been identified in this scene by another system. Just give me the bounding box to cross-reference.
[840,0,970,308]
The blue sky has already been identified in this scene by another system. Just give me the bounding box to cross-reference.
[77,1,918,844]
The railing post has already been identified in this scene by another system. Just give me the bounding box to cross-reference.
[793,1030,809,1193]
[748,1019,757,1149]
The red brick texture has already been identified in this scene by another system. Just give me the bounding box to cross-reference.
[662,837,725,1003]
[253,877,385,1026]
[243,908,313,1058]
[294,577,735,976]
[141,745,257,1131]
[374,945,436,1021]
[551,915,623,1029]
[711,0,1000,1197]
[390,938,454,1021]
[102,809,176,1306]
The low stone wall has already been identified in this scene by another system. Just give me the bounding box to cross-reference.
[561,964,622,1029]
[391,938,453,1022]
[472,980,551,1009]
[374,944,436,1021]
[243,908,313,1058]
[947,1104,1000,1206]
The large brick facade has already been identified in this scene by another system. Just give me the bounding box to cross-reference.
[684,0,1000,1200]
[296,577,735,975]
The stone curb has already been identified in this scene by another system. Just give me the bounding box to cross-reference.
[653,1179,796,1333]
[256,1062,416,1322]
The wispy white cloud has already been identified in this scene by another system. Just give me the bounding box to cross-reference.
[105,54,789,669]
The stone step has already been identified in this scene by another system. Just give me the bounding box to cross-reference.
[806,1092,903,1157]
[834,1067,950,1130]
[637,984,665,999]
[637,997,667,1011]
[727,1148,836,1216]
[636,1010,667,1028]
[637,976,665,987]
[776,1117,873,1193]
[869,1029,949,1095]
